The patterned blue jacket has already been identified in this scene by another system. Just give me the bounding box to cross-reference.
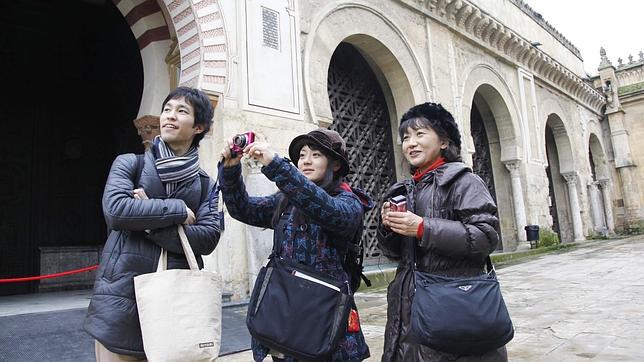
[221,156,373,361]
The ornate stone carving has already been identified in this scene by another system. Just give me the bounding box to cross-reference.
[562,172,578,185]
[504,160,521,178]
[403,0,605,114]
[599,47,612,68]
[133,115,160,149]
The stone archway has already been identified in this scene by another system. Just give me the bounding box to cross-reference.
[113,0,228,116]
[461,63,525,249]
[545,113,584,242]
[469,84,520,250]
[588,133,614,234]
[303,3,427,147]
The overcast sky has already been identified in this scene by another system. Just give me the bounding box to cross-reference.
[527,0,643,76]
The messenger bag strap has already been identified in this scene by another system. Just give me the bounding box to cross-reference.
[409,234,494,274]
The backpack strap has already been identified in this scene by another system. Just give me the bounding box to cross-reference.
[199,173,209,205]
[134,154,145,187]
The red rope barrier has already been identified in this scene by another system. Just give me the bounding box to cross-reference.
[0,265,99,283]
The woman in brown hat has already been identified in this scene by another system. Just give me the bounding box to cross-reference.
[220,128,373,361]
[378,103,508,361]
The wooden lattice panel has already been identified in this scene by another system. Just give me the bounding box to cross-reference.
[327,44,397,263]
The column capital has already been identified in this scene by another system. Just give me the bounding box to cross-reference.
[597,178,610,188]
[503,160,522,177]
[133,115,160,150]
[562,172,578,185]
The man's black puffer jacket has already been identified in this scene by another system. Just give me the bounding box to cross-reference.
[84,149,220,357]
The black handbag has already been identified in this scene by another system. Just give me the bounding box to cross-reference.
[246,230,352,361]
[409,238,514,355]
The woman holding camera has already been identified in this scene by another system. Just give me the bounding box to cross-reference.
[378,103,506,361]
[220,129,372,361]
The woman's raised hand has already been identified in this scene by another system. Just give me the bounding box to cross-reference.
[245,142,276,166]
[220,136,243,167]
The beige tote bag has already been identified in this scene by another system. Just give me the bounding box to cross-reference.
[134,225,222,362]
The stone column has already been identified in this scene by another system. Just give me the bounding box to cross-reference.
[504,161,528,249]
[242,158,275,289]
[598,55,642,229]
[587,181,605,233]
[598,179,615,234]
[562,173,585,241]
[133,115,160,150]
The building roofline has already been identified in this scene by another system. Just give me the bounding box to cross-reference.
[509,0,582,60]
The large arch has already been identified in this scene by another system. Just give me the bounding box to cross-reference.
[114,0,229,116]
[469,84,519,249]
[303,2,428,131]
[545,112,582,241]
[588,132,610,180]
[460,64,524,163]
[540,101,576,174]
[587,132,613,234]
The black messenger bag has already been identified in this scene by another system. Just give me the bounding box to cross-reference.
[246,224,352,360]
[409,237,514,355]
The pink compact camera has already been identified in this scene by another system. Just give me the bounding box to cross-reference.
[231,131,255,157]
[389,195,407,212]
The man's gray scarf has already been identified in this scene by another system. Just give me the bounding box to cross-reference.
[153,135,200,196]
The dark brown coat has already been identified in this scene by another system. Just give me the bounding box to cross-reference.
[378,162,508,361]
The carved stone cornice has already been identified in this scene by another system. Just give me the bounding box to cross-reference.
[399,0,605,114]
[508,0,581,59]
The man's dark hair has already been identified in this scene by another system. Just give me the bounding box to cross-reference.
[161,86,214,147]
[399,102,462,162]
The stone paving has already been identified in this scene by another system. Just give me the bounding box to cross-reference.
[220,236,644,361]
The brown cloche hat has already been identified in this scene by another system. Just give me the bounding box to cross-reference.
[288,128,351,176]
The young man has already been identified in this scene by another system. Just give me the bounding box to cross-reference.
[84,87,221,361]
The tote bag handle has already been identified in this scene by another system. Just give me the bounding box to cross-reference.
[156,225,200,272]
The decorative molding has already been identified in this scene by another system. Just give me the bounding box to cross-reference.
[114,0,171,50]
[508,0,581,60]
[398,0,605,114]
[163,0,227,94]
[302,1,429,125]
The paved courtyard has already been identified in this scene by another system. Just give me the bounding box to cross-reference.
[221,236,644,361]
